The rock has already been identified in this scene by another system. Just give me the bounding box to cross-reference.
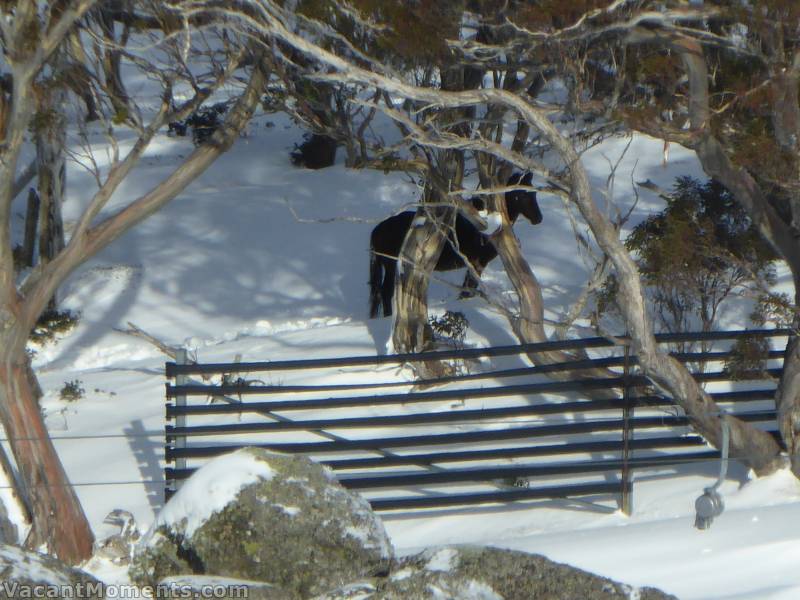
[0,500,18,545]
[130,448,393,598]
[0,544,103,598]
[315,546,678,600]
[314,574,502,600]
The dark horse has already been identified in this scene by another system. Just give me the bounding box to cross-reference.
[369,173,542,318]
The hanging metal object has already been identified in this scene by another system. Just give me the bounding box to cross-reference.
[694,416,730,530]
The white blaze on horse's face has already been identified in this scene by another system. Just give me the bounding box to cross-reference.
[483,212,503,235]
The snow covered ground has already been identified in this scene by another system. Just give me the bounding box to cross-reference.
[13,109,800,599]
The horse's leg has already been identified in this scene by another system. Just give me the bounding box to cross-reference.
[368,251,384,318]
[381,258,397,317]
[458,263,483,299]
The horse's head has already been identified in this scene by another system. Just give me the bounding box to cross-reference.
[505,172,542,225]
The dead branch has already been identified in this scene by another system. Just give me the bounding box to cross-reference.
[114,321,179,360]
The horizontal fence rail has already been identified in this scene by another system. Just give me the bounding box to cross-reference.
[164,329,789,513]
[165,329,791,377]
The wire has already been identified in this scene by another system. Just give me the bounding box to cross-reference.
[0,454,736,490]
[0,480,165,489]
[0,432,164,442]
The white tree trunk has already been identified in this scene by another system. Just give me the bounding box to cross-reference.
[391,201,453,379]
[0,29,269,560]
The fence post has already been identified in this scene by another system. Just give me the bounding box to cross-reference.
[620,341,634,515]
[173,349,188,493]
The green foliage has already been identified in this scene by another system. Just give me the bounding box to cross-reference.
[59,380,85,402]
[724,335,772,380]
[428,310,470,348]
[750,291,795,330]
[298,0,465,67]
[112,107,129,125]
[726,116,796,185]
[512,0,612,30]
[601,177,775,336]
[29,309,80,345]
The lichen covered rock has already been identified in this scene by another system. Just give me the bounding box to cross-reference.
[130,448,393,598]
[315,546,678,600]
[0,545,103,599]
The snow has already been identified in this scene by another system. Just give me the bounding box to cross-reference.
[145,449,274,541]
[423,548,458,572]
[429,581,503,600]
[480,211,503,235]
[10,101,799,600]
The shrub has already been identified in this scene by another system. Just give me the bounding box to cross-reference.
[59,380,85,402]
[598,177,776,348]
[428,310,469,348]
[168,102,229,145]
[724,336,772,380]
[29,308,80,345]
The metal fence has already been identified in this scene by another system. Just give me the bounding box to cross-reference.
[164,329,788,513]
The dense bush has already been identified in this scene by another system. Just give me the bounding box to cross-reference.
[598,176,776,339]
[290,133,338,169]
[59,380,85,402]
[428,310,470,348]
[29,308,80,345]
[168,103,229,145]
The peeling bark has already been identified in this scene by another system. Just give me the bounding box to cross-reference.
[630,30,797,474]
[0,326,92,561]
[391,195,453,379]
[175,0,792,475]
[0,33,269,561]
[777,319,800,477]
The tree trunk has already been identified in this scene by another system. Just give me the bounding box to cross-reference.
[35,67,67,310]
[391,195,453,378]
[21,189,39,269]
[36,128,66,265]
[390,59,478,366]
[457,73,786,473]
[659,32,800,472]
[546,128,784,474]
[0,331,93,562]
[390,216,443,354]
[492,207,623,399]
[96,5,129,118]
[0,50,269,564]
[776,286,800,476]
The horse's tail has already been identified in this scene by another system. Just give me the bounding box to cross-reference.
[368,246,383,318]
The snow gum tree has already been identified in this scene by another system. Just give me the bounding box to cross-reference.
[0,1,269,562]
[212,0,791,478]
[542,0,800,476]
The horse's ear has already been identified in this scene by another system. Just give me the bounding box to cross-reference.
[506,172,542,225]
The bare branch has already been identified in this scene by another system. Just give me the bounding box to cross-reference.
[20,52,270,324]
[114,322,179,360]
